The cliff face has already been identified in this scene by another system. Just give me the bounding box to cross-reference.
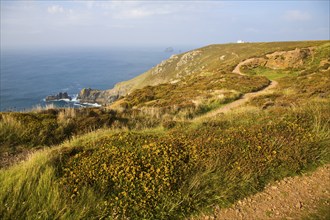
[77,86,130,104]
[77,50,204,104]
[77,41,326,105]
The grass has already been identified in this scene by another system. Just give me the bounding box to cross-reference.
[121,73,269,118]
[1,99,329,219]
[111,40,327,96]
[1,40,330,219]
[242,66,299,80]
[77,40,328,105]
[0,107,147,168]
[0,148,114,219]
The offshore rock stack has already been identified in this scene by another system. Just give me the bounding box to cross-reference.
[45,92,71,101]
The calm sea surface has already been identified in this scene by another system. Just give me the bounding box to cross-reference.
[0,47,189,111]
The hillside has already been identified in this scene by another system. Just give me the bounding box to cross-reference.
[77,41,327,105]
[0,41,329,219]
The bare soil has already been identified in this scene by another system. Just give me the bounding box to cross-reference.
[195,164,330,220]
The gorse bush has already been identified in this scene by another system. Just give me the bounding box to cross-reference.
[59,133,201,218]
[1,98,329,220]
[52,101,330,219]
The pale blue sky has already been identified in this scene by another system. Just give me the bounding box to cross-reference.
[1,0,329,49]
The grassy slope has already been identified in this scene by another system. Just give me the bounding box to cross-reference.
[1,101,329,219]
[1,41,329,219]
[112,41,327,93]
[110,41,328,118]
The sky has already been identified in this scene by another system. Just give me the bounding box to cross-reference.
[1,0,329,49]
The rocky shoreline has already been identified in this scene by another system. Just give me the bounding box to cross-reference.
[77,85,130,105]
[45,92,72,101]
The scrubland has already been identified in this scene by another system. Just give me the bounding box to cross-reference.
[1,41,329,219]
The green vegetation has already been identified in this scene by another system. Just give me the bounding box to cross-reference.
[1,100,329,219]
[123,73,269,117]
[0,40,329,219]
[113,40,327,94]
[241,66,298,80]
[0,108,117,162]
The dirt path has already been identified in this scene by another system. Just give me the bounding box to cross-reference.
[194,59,278,121]
[195,164,330,220]
[193,59,330,219]
[194,80,278,121]
[232,58,256,75]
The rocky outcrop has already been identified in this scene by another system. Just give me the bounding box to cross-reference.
[175,50,202,70]
[77,88,101,103]
[265,48,313,69]
[46,92,71,101]
[77,85,131,105]
[239,48,314,71]
[151,54,179,75]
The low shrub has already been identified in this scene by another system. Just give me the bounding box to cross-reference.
[55,101,330,219]
[124,73,269,115]
[59,133,200,218]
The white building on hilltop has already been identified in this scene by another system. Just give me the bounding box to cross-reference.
[237,40,245,43]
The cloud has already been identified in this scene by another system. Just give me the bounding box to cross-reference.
[76,1,223,21]
[284,10,311,21]
[114,8,153,19]
[47,5,65,14]
[114,7,172,19]
[82,1,184,20]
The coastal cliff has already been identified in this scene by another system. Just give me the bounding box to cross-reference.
[77,41,327,105]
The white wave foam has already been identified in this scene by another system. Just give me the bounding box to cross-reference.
[82,102,102,107]
[59,98,71,102]
[74,103,84,107]
[71,94,78,102]
[44,93,101,108]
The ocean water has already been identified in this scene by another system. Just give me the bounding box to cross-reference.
[0,47,187,111]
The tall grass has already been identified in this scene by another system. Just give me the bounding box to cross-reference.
[0,148,112,219]
[1,41,329,219]
[1,100,329,219]
[57,108,76,125]
[29,103,56,113]
[0,150,62,219]
[0,114,24,148]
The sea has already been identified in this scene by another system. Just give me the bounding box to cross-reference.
[0,46,191,112]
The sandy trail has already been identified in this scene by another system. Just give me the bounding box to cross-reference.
[194,58,278,121]
[194,164,330,220]
[194,80,278,120]
[232,58,257,75]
